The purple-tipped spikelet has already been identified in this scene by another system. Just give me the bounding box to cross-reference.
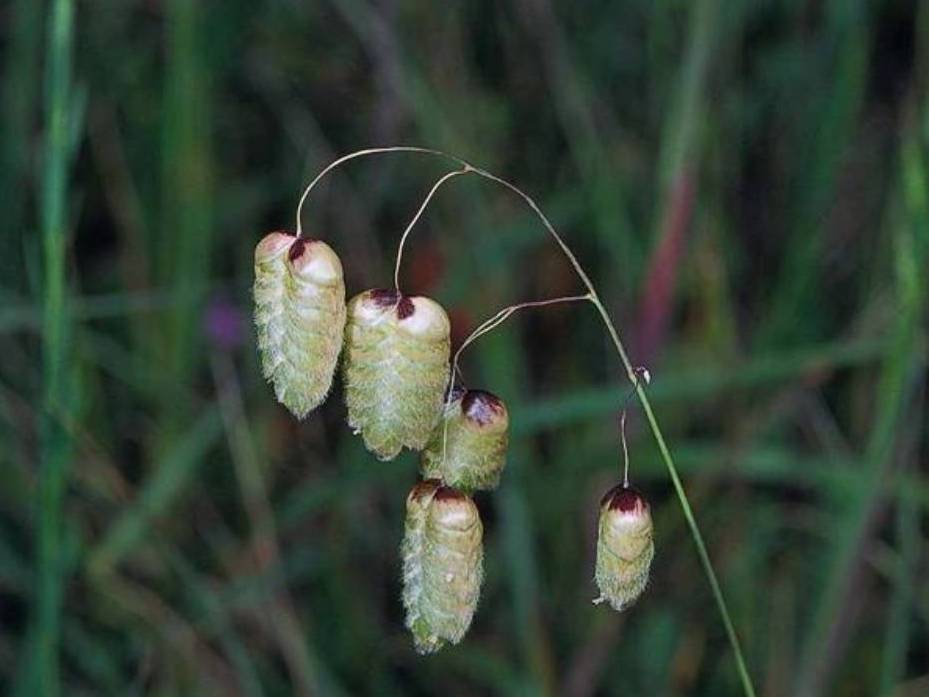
[253,231,347,418]
[402,480,484,654]
[342,289,451,460]
[421,388,509,492]
[594,485,654,611]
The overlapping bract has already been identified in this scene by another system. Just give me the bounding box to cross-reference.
[253,232,346,418]
[594,486,654,611]
[421,388,509,492]
[402,480,484,654]
[342,289,450,460]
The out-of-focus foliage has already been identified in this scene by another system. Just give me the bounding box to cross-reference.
[2,0,927,695]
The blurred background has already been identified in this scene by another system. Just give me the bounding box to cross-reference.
[3,0,928,695]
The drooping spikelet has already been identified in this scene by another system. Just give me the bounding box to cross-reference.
[253,231,347,418]
[342,289,450,460]
[594,485,654,611]
[421,388,509,492]
[402,480,484,654]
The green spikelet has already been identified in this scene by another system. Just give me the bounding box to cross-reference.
[594,486,654,611]
[402,480,484,654]
[253,231,346,418]
[343,289,450,460]
[421,388,509,492]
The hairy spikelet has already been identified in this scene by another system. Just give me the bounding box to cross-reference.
[253,231,346,418]
[421,388,509,492]
[401,480,443,654]
[402,480,484,654]
[342,289,450,460]
[594,486,654,611]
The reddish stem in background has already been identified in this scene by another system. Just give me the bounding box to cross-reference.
[635,168,696,362]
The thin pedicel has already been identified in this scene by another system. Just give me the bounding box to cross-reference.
[619,366,651,488]
[441,294,590,470]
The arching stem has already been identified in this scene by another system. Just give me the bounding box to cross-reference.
[293,146,757,697]
[393,167,470,293]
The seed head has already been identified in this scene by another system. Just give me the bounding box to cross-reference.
[402,480,484,654]
[253,231,346,418]
[594,485,654,611]
[421,388,509,492]
[342,289,451,460]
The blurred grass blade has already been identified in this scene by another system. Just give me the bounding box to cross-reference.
[513,336,888,434]
[759,0,869,346]
[157,0,212,428]
[0,289,177,333]
[212,354,330,697]
[36,0,76,696]
[796,129,928,697]
[878,117,929,695]
[88,408,222,575]
[170,554,267,697]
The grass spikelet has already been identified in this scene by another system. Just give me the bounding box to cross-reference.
[594,485,654,612]
[402,480,484,654]
[253,231,346,418]
[421,387,509,492]
[342,289,450,460]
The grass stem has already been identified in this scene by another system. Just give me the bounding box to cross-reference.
[37,0,75,695]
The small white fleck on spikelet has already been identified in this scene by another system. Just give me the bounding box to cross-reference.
[342,289,450,460]
[402,480,483,654]
[253,231,346,418]
[421,388,509,492]
[594,486,654,611]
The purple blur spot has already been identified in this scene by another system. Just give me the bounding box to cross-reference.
[205,297,246,351]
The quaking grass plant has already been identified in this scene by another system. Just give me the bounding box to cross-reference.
[253,147,758,695]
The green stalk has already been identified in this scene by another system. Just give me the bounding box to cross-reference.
[158,0,211,428]
[759,0,869,347]
[588,296,757,697]
[293,146,758,696]
[795,110,928,697]
[878,118,929,696]
[37,0,74,695]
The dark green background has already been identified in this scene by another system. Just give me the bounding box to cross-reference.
[3,0,928,695]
